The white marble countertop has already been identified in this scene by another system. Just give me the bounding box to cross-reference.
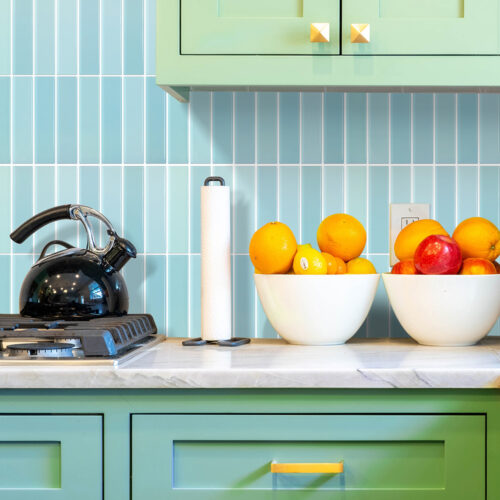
[1,337,500,389]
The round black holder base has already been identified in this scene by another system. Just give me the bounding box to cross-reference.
[182,337,250,347]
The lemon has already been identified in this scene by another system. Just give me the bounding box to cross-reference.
[293,245,327,275]
[346,257,377,274]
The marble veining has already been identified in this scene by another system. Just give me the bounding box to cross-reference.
[0,338,500,389]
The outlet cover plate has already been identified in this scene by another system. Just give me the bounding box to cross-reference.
[390,203,430,266]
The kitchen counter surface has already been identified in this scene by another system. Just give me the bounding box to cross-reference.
[1,337,500,389]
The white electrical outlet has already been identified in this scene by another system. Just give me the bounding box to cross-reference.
[390,204,430,266]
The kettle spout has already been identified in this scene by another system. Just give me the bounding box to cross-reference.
[103,233,137,272]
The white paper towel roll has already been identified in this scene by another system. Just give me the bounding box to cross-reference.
[201,182,231,341]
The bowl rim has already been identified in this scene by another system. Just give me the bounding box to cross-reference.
[382,272,500,278]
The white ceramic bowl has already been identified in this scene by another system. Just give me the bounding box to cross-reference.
[382,274,500,346]
[254,274,380,345]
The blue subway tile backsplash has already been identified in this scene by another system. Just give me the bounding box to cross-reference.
[0,0,498,338]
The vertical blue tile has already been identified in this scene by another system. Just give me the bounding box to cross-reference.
[35,77,55,164]
[480,94,500,164]
[301,93,322,164]
[257,166,277,228]
[78,165,100,241]
[235,93,255,164]
[0,256,11,312]
[189,254,201,338]
[390,309,408,339]
[435,94,456,164]
[435,166,456,234]
[13,166,33,253]
[13,77,32,164]
[190,165,210,253]
[57,77,77,164]
[35,0,55,74]
[480,166,499,228]
[346,93,366,164]
[79,0,100,75]
[0,166,11,252]
[167,255,188,336]
[146,255,166,334]
[145,166,166,253]
[146,77,166,164]
[324,93,343,164]
[278,166,299,240]
[301,166,321,246]
[101,77,122,164]
[390,94,411,164]
[257,93,277,164]
[101,165,123,236]
[234,165,255,253]
[279,93,299,164]
[0,78,10,163]
[124,0,144,74]
[57,0,77,75]
[346,165,367,230]
[124,77,144,164]
[413,165,434,208]
[213,165,233,188]
[391,166,411,203]
[33,165,55,255]
[212,92,233,164]
[101,0,122,75]
[256,300,277,339]
[56,165,78,246]
[457,166,478,222]
[124,166,144,252]
[323,165,344,216]
[167,96,188,163]
[0,0,10,75]
[123,255,145,313]
[190,92,211,164]
[369,166,389,253]
[167,166,188,253]
[367,254,390,338]
[457,94,478,164]
[368,93,389,164]
[13,0,32,74]
[79,77,100,164]
[413,94,433,164]
[234,255,254,338]
[145,0,156,74]
[13,255,35,311]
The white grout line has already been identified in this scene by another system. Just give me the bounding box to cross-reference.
[343,93,347,213]
[254,92,258,338]
[165,93,169,334]
[454,93,458,226]
[143,0,147,315]
[76,0,80,247]
[321,92,325,220]
[210,91,214,176]
[231,92,236,337]
[120,0,124,246]
[187,92,192,337]
[477,94,481,217]
[32,0,35,256]
[410,93,414,203]
[432,93,436,219]
[298,92,302,243]
[98,0,102,243]
[365,93,370,337]
[387,92,391,338]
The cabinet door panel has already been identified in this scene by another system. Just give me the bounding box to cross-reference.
[342,0,499,54]
[181,0,340,55]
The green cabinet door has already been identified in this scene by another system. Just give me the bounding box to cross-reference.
[0,415,102,500]
[132,414,485,499]
[342,0,499,54]
[181,0,340,54]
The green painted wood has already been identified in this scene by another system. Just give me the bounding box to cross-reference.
[0,415,102,499]
[181,0,340,55]
[342,0,499,55]
[132,413,484,499]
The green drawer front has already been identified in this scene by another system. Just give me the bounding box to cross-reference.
[0,415,102,500]
[342,0,499,54]
[132,414,485,500]
[181,0,340,55]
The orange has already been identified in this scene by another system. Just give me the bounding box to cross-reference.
[249,222,297,274]
[459,258,496,275]
[391,259,418,275]
[317,214,366,262]
[346,257,377,274]
[452,217,500,261]
[293,245,327,275]
[321,252,338,275]
[394,219,448,261]
[334,257,347,274]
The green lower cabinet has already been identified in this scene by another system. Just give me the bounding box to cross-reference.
[0,415,102,500]
[131,414,485,499]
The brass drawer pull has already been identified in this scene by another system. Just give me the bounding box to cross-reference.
[310,23,330,43]
[351,23,370,43]
[271,461,344,474]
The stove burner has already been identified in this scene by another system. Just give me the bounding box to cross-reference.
[8,342,75,357]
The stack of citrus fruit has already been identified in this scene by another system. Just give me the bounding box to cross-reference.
[249,214,377,275]
[392,216,500,275]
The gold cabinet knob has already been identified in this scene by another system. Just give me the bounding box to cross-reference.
[310,23,330,43]
[351,23,370,43]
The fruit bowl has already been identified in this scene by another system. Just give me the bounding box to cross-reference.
[382,274,500,346]
[254,274,380,345]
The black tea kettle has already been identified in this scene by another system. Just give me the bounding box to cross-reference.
[10,204,137,320]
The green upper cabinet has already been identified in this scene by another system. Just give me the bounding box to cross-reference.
[181,0,340,55]
[342,0,500,55]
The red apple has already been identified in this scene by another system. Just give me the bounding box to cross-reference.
[414,235,462,275]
